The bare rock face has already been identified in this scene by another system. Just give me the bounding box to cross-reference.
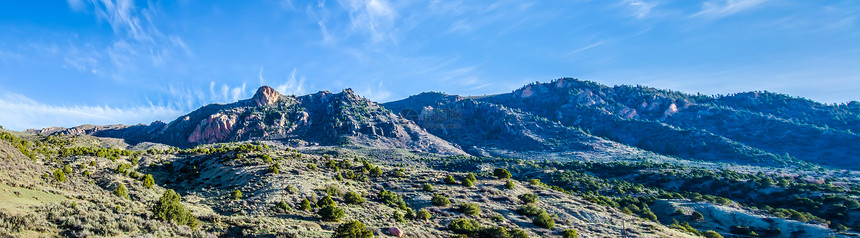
[188,113,238,144]
[252,86,281,107]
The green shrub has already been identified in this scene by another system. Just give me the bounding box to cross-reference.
[114,183,129,199]
[325,159,338,170]
[369,166,382,177]
[153,189,198,228]
[325,185,342,196]
[307,163,317,170]
[318,195,336,207]
[444,175,457,184]
[491,214,504,222]
[459,203,481,216]
[417,209,431,220]
[448,218,480,234]
[691,211,704,221]
[392,211,405,223]
[431,194,450,206]
[562,228,578,238]
[131,156,139,166]
[318,205,345,222]
[461,177,474,187]
[271,165,279,174]
[518,193,538,204]
[403,207,414,219]
[90,160,96,166]
[505,180,515,189]
[62,165,72,174]
[344,192,365,205]
[378,190,407,210]
[516,205,543,217]
[115,163,130,176]
[641,209,658,221]
[510,228,530,238]
[393,169,407,178]
[300,198,312,211]
[143,174,155,189]
[466,173,476,181]
[533,211,555,229]
[493,168,511,179]
[479,226,509,238]
[332,221,374,238]
[422,183,434,192]
[53,169,66,182]
[231,190,243,200]
[276,200,291,211]
[129,170,139,179]
[669,219,701,235]
[703,230,723,238]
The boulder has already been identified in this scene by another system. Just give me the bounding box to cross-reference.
[387,227,403,237]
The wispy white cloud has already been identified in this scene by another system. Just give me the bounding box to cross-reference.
[62,53,99,73]
[280,0,296,11]
[691,0,767,19]
[66,0,86,11]
[231,83,247,102]
[355,80,392,102]
[275,68,308,96]
[338,0,397,43]
[0,92,181,131]
[258,67,265,86]
[203,82,250,104]
[623,0,658,19]
[448,19,472,33]
[569,40,608,55]
[438,0,535,34]
[0,49,23,64]
[91,0,152,42]
[67,0,192,76]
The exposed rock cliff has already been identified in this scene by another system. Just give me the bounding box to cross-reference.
[32,86,466,155]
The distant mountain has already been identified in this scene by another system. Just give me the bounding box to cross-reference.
[382,92,656,161]
[30,79,859,169]
[384,78,860,169]
[30,86,465,155]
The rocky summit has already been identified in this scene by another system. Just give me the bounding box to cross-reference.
[252,86,281,107]
[3,79,858,237]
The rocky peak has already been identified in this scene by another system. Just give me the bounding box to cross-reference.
[252,86,281,107]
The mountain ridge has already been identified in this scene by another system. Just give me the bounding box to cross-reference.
[27,79,860,169]
[28,86,466,155]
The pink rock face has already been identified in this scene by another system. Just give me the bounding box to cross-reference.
[387,227,403,237]
[252,86,281,107]
[519,85,534,98]
[663,103,679,117]
[188,114,238,144]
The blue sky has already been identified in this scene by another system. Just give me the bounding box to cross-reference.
[0,0,858,130]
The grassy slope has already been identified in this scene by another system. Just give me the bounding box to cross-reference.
[0,134,693,237]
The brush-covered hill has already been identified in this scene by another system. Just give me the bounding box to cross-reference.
[384,78,860,169]
[29,86,465,156]
[383,92,661,162]
[0,131,697,237]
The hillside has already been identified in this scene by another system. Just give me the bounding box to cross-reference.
[0,133,696,237]
[383,92,665,162]
[385,78,860,169]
